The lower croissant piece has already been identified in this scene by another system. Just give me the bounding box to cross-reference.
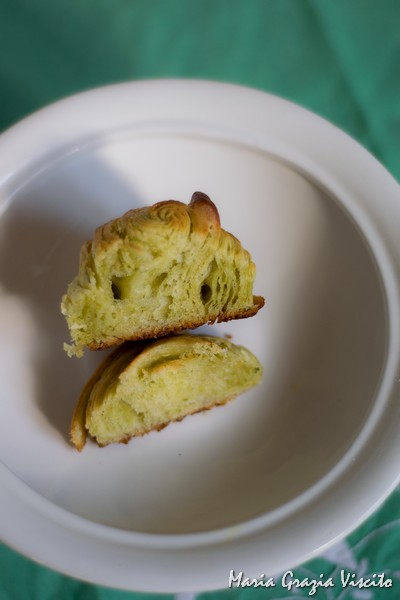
[71,334,263,450]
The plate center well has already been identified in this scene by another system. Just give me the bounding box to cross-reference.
[0,131,387,533]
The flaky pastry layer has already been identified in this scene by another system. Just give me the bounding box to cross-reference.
[71,334,263,450]
[62,192,264,357]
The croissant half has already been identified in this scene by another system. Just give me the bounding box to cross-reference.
[61,192,264,357]
[71,334,263,450]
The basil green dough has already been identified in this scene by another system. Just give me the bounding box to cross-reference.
[71,334,263,450]
[61,192,264,357]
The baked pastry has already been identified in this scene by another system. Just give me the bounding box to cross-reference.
[71,334,263,450]
[61,192,264,357]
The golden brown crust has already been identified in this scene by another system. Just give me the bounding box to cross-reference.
[189,191,221,234]
[70,364,102,451]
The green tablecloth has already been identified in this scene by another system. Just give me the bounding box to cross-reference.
[1,1,399,598]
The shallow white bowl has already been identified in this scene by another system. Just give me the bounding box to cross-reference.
[0,80,400,592]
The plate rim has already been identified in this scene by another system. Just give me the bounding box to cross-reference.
[1,79,400,592]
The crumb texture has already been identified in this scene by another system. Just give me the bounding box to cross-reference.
[71,334,263,450]
[61,192,264,357]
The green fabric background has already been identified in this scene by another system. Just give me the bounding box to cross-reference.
[1,0,399,598]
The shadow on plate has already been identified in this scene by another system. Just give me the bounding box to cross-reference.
[0,154,143,444]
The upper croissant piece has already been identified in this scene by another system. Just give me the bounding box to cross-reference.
[61,192,264,357]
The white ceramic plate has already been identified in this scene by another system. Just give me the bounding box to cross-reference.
[1,80,400,593]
